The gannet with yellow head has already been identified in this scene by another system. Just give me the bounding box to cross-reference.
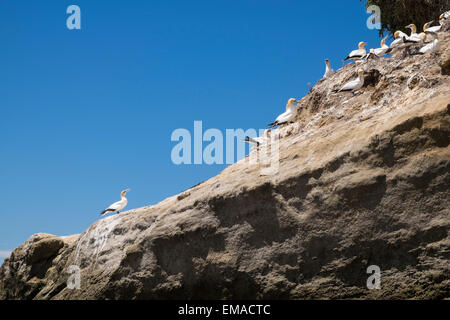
[372,36,391,57]
[390,30,408,48]
[401,24,426,45]
[406,24,418,37]
[413,33,439,55]
[423,20,441,34]
[344,41,368,62]
[268,98,300,128]
[334,69,365,94]
[100,189,130,216]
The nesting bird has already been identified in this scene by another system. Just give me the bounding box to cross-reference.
[371,36,391,57]
[403,24,425,44]
[413,34,439,55]
[333,69,365,94]
[390,30,408,49]
[344,41,368,62]
[323,59,335,78]
[362,49,379,62]
[100,189,130,216]
[403,34,425,45]
[268,98,300,128]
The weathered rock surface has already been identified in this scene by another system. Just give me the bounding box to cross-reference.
[1,24,449,300]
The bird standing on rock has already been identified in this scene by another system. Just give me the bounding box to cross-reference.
[403,24,425,45]
[323,59,335,78]
[412,34,439,55]
[390,30,408,49]
[100,189,130,216]
[344,41,368,62]
[333,69,365,94]
[268,98,300,128]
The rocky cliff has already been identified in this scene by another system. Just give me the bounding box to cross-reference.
[1,25,449,300]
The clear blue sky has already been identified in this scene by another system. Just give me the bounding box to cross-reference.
[0,0,382,263]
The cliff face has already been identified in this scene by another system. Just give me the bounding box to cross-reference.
[1,26,449,300]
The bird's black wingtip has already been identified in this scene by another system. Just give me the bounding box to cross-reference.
[100,209,114,216]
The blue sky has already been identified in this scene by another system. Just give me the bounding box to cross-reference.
[0,0,382,264]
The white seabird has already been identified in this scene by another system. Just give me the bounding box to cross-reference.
[440,10,450,20]
[403,33,426,45]
[268,98,300,128]
[344,41,368,62]
[333,69,365,94]
[390,30,408,49]
[403,34,425,45]
[403,24,425,44]
[371,36,391,57]
[406,24,419,37]
[244,129,271,148]
[100,189,130,216]
[323,59,335,78]
[362,49,378,61]
[423,21,441,34]
[413,34,439,55]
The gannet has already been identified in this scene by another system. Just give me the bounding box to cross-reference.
[371,36,391,57]
[362,49,379,61]
[344,42,368,62]
[406,24,418,37]
[413,34,439,55]
[333,69,365,94]
[323,59,335,78]
[403,33,426,45]
[403,24,427,44]
[268,98,300,127]
[402,24,424,44]
[402,35,424,45]
[423,21,441,34]
[440,10,450,20]
[390,30,408,48]
[100,189,130,216]
[244,129,271,147]
[361,48,380,62]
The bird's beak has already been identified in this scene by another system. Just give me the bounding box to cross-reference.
[405,24,411,28]
[125,189,131,193]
